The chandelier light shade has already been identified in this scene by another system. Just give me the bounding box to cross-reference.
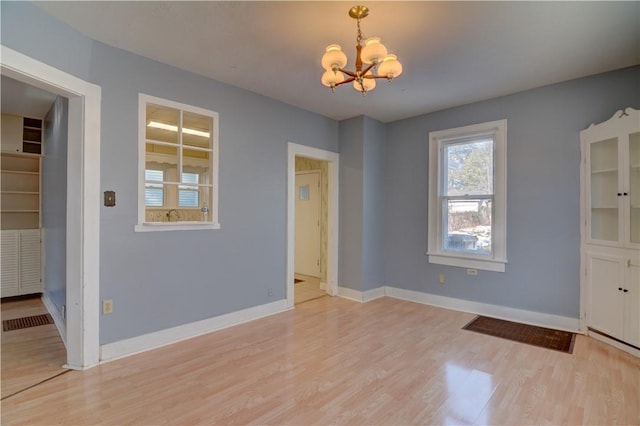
[321,5,402,95]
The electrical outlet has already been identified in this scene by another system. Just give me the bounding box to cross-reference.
[268,288,273,297]
[438,274,445,284]
[102,299,113,314]
[467,269,478,276]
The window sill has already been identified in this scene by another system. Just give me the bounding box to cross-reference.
[427,252,506,272]
[135,222,221,232]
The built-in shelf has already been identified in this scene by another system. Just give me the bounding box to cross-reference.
[0,153,40,231]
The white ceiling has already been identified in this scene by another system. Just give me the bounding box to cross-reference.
[1,76,57,119]
[35,1,639,123]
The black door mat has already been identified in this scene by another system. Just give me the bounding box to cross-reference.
[294,279,304,284]
[463,316,576,354]
[3,314,53,332]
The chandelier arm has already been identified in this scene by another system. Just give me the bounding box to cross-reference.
[334,76,356,87]
[339,69,358,78]
[360,63,376,76]
[365,75,392,80]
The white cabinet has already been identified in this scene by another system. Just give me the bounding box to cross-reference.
[586,251,640,347]
[582,108,639,248]
[1,114,43,154]
[1,114,23,153]
[0,229,42,297]
[581,108,640,352]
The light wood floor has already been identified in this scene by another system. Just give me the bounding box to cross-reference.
[294,273,326,305]
[2,296,639,425]
[1,297,67,399]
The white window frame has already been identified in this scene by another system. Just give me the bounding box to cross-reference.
[427,119,507,272]
[135,94,220,232]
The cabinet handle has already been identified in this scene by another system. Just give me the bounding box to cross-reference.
[617,193,622,196]
[618,287,623,291]
[623,289,629,293]
[623,192,628,196]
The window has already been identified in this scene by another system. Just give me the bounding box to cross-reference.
[428,119,507,272]
[136,94,219,231]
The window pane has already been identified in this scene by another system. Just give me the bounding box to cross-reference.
[146,144,177,183]
[145,168,164,207]
[179,189,199,207]
[444,199,492,254]
[146,104,179,144]
[182,111,212,149]
[446,139,493,196]
[145,185,164,207]
[145,169,163,182]
[181,172,199,185]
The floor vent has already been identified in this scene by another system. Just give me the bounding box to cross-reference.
[3,314,54,332]
[463,315,576,354]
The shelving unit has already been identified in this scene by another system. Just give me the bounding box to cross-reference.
[1,153,41,230]
[0,152,42,297]
[22,117,43,154]
[581,108,640,354]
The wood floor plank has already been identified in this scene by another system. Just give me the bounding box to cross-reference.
[1,296,639,425]
[1,297,67,398]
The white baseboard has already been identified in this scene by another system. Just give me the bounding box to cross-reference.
[385,286,581,333]
[588,329,640,357]
[41,292,67,348]
[100,299,292,363]
[337,286,386,303]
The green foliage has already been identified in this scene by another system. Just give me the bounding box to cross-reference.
[447,141,493,195]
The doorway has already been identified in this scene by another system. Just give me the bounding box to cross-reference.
[1,45,101,369]
[1,76,68,396]
[287,143,339,308]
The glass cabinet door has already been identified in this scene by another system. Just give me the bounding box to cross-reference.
[589,137,619,242]
[629,132,640,245]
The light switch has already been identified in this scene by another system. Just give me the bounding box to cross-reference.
[104,190,116,207]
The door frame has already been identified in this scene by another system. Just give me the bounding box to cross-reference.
[1,45,101,369]
[287,143,339,308]
[294,169,322,278]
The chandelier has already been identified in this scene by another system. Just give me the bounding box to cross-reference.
[321,5,403,95]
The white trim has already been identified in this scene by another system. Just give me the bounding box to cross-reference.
[134,222,220,232]
[100,299,291,362]
[42,292,67,349]
[587,329,640,358]
[1,45,101,370]
[427,119,507,272]
[287,143,339,308]
[427,253,506,272]
[384,286,580,332]
[337,286,386,303]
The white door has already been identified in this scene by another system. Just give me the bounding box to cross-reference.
[295,171,321,277]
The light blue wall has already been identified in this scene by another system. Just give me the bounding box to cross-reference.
[0,2,92,82]
[362,117,386,291]
[383,66,640,318]
[2,2,339,344]
[42,96,68,314]
[338,116,386,292]
[4,1,639,343]
[338,117,364,291]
